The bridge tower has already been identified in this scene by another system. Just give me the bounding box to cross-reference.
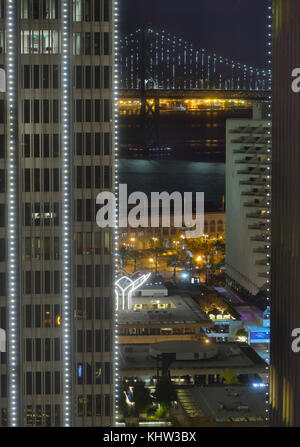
[139,26,160,149]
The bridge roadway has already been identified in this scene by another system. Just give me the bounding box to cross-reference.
[120,89,270,101]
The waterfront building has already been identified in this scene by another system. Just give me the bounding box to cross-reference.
[225,103,271,298]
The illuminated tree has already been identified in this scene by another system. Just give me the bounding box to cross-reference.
[154,375,177,410]
[147,246,165,274]
[220,368,240,385]
[132,380,152,416]
[128,249,143,272]
[120,380,152,418]
[118,245,130,270]
[167,252,181,283]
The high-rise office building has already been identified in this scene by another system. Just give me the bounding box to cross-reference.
[272,0,300,427]
[0,0,115,427]
[226,103,271,298]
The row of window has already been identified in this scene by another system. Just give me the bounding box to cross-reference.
[24,270,61,295]
[75,99,112,122]
[23,363,112,395]
[75,296,112,321]
[21,0,59,19]
[1,329,111,359]
[75,65,111,89]
[77,361,111,385]
[24,300,111,330]
[73,32,111,56]
[74,231,111,255]
[77,394,111,418]
[24,202,60,227]
[25,236,59,261]
[0,236,112,264]
[21,395,111,426]
[75,165,112,189]
[24,99,60,124]
[205,220,224,233]
[24,64,59,89]
[21,30,60,54]
[23,404,60,427]
[22,99,112,123]
[0,166,113,192]
[0,199,113,228]
[22,65,112,90]
[25,371,61,395]
[23,404,59,427]
[1,397,111,426]
[73,0,111,22]
[17,132,111,158]
[0,297,112,331]
[25,305,61,329]
[23,231,111,262]
[75,199,109,224]
[0,132,112,160]
[0,200,112,228]
[24,168,60,193]
[76,329,111,353]
[22,264,112,296]
[20,31,111,55]
[75,132,111,156]
[75,264,112,288]
[20,0,111,23]
[23,134,60,158]
[24,338,61,363]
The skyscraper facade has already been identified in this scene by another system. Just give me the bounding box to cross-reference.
[272,0,300,427]
[0,0,115,427]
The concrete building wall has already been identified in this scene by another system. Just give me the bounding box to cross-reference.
[0,0,115,427]
[226,116,271,296]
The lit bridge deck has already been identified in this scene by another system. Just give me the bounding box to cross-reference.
[120,89,271,101]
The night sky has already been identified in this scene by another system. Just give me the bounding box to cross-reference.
[120,0,267,68]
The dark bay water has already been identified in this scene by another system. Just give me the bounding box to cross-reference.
[119,159,225,209]
[119,108,251,209]
[120,108,251,161]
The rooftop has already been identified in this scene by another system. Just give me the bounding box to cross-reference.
[189,385,266,422]
[119,294,212,327]
[120,341,267,373]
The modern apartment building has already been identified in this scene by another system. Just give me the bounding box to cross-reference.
[0,0,115,427]
[225,103,271,297]
[272,0,300,427]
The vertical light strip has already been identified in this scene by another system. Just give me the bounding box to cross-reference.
[6,0,20,427]
[113,0,120,425]
[265,0,272,425]
[61,0,72,427]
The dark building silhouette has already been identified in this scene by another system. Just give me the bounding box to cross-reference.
[272,0,300,427]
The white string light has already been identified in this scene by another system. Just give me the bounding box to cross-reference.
[61,0,72,427]
[265,0,272,425]
[6,0,19,428]
[115,273,151,310]
[113,0,120,426]
[120,28,268,90]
